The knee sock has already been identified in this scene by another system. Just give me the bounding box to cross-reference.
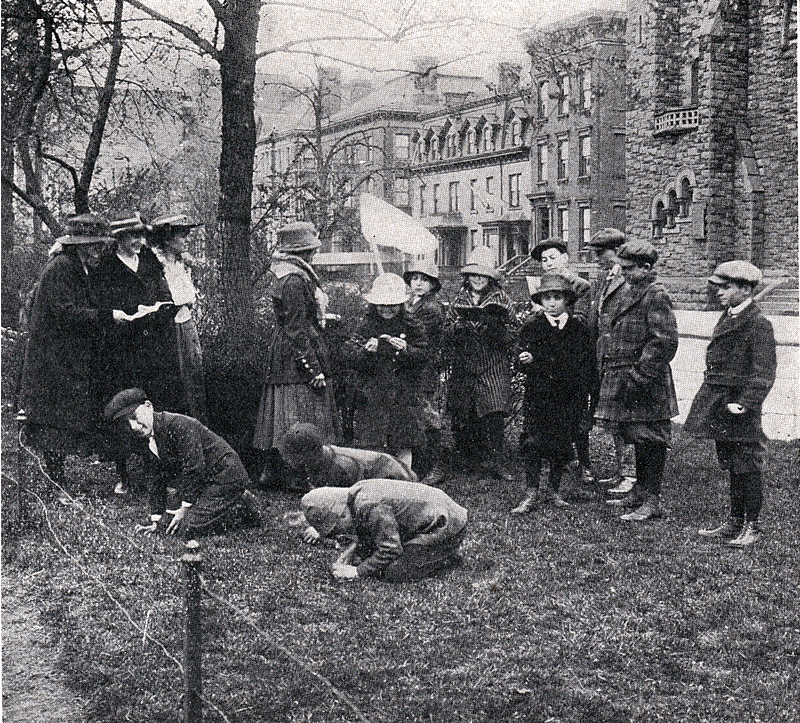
[729,472,746,520]
[634,440,667,497]
[741,471,763,524]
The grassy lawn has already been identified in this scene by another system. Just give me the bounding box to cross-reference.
[2,412,799,723]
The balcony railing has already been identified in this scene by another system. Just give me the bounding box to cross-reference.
[654,106,699,135]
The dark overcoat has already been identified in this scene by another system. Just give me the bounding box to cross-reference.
[92,249,184,411]
[263,259,332,384]
[684,302,776,441]
[20,252,114,433]
[594,275,679,423]
[343,307,429,450]
[146,411,247,518]
[443,283,516,419]
[517,314,593,460]
[404,292,445,396]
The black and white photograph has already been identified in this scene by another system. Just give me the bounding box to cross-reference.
[1,0,798,720]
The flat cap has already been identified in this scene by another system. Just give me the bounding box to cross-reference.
[282,422,325,468]
[300,487,350,536]
[104,388,147,422]
[617,240,659,266]
[531,238,567,261]
[708,260,763,286]
[588,228,626,250]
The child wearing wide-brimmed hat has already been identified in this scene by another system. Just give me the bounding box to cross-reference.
[442,247,516,483]
[511,273,595,513]
[403,260,447,484]
[343,273,430,469]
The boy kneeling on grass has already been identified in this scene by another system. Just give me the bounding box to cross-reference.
[684,261,777,547]
[280,421,418,490]
[291,479,467,582]
[105,388,262,537]
[512,273,594,513]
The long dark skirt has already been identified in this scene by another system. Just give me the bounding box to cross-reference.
[252,382,341,453]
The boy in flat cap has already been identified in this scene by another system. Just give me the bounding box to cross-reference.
[512,273,594,513]
[528,238,594,489]
[587,228,637,493]
[280,422,417,497]
[297,479,467,582]
[684,261,776,547]
[105,388,261,537]
[595,240,679,521]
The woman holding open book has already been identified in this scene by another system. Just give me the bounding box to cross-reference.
[443,247,516,483]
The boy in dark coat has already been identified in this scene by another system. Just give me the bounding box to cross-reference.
[280,422,417,498]
[684,261,777,547]
[299,479,467,582]
[403,260,446,484]
[511,273,594,513]
[595,241,679,522]
[528,238,594,489]
[106,388,261,537]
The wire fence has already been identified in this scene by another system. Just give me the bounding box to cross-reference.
[3,434,381,723]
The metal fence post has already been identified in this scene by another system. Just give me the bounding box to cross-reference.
[181,538,203,723]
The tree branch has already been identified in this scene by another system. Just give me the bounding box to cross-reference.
[2,173,63,237]
[122,0,219,59]
[39,149,80,190]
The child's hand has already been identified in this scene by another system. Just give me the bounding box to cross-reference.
[166,506,188,535]
[386,335,407,351]
[302,525,321,544]
[134,521,158,534]
[364,337,379,352]
[518,351,533,364]
[332,562,358,581]
[309,373,326,389]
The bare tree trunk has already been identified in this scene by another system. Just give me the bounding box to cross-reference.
[216,0,259,340]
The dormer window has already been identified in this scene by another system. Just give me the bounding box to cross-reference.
[467,128,477,154]
[511,119,522,146]
[483,124,494,152]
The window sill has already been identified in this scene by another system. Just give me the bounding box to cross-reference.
[577,175,590,183]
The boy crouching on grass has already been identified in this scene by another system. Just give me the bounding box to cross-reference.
[293,479,467,582]
[511,273,594,513]
[684,262,777,547]
[105,388,262,537]
[280,422,417,491]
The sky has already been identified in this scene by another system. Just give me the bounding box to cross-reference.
[138,0,626,86]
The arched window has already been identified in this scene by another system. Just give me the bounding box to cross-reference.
[483,124,493,152]
[652,201,666,238]
[679,177,693,216]
[467,128,476,154]
[666,190,678,228]
[511,119,522,146]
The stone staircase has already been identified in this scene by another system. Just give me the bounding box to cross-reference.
[757,279,799,316]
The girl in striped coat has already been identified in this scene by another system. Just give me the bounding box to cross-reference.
[443,248,516,482]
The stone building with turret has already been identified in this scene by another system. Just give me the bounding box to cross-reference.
[626,0,797,311]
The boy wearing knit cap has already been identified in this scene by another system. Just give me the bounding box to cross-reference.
[297,479,467,582]
[684,261,776,547]
[280,422,417,492]
[594,240,679,522]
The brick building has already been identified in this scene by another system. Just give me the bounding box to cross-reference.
[626,0,798,308]
[410,63,532,271]
[522,11,627,265]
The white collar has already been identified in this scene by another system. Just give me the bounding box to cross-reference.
[117,251,139,273]
[728,297,752,316]
[148,435,159,458]
[544,312,569,329]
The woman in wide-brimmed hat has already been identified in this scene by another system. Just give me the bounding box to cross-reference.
[20,214,135,487]
[92,211,185,419]
[403,260,446,484]
[147,213,207,423]
[343,273,429,468]
[253,222,342,487]
[442,247,516,483]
